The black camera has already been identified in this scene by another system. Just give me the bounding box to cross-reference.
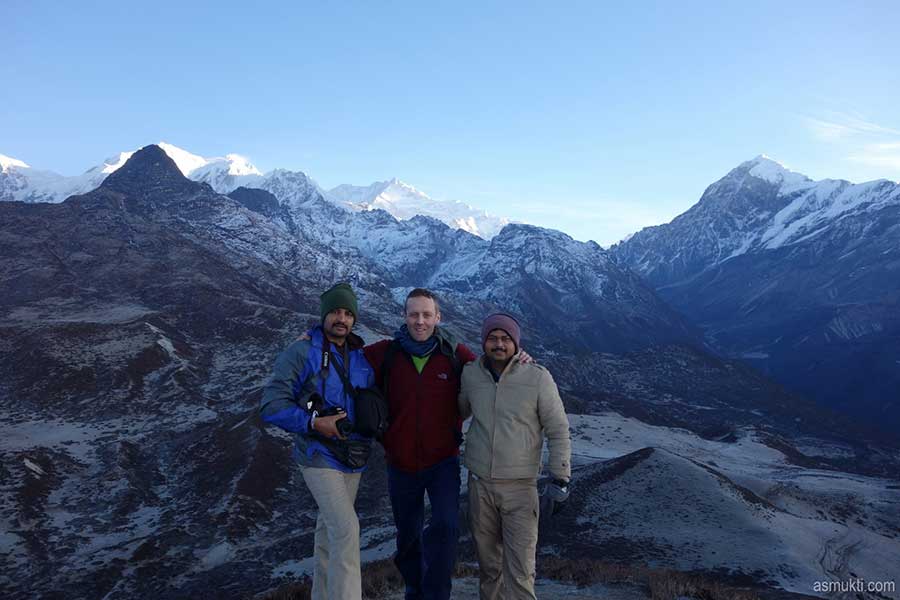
[318,405,355,436]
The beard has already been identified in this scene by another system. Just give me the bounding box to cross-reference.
[326,323,350,338]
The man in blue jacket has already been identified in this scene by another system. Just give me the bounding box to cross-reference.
[260,282,374,600]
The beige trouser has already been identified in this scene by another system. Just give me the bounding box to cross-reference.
[301,466,363,600]
[468,473,539,600]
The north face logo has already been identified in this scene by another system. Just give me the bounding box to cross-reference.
[437,373,449,380]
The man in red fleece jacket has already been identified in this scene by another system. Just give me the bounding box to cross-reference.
[364,288,476,600]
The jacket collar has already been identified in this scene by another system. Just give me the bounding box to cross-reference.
[480,351,522,380]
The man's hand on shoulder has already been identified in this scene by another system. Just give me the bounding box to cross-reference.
[518,350,536,364]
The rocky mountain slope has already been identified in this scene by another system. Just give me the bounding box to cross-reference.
[612,156,900,429]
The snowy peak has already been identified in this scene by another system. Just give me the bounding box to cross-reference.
[325,180,391,206]
[187,153,262,178]
[326,178,420,208]
[685,155,819,225]
[385,177,423,195]
[326,178,511,239]
[705,155,899,252]
[157,142,209,175]
[0,154,30,172]
[156,143,261,178]
[101,144,198,197]
[487,223,609,271]
[85,151,136,177]
[89,143,261,181]
[85,143,211,179]
[0,154,70,203]
[744,153,787,171]
[364,179,428,210]
[493,223,603,254]
[496,222,569,240]
[614,154,900,283]
[221,153,261,176]
[257,168,321,208]
[727,154,813,192]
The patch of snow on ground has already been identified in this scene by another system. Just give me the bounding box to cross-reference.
[156,337,177,356]
[0,419,112,461]
[5,303,154,324]
[23,457,46,475]
[195,540,237,571]
[272,556,316,579]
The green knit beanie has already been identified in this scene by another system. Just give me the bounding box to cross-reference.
[320,282,359,322]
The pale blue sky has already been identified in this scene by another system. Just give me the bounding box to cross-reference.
[3,0,899,245]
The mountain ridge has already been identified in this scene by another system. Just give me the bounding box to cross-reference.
[0,143,508,239]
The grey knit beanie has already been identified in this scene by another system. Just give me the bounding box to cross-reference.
[481,312,521,351]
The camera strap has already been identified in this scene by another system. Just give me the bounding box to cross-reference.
[321,343,356,400]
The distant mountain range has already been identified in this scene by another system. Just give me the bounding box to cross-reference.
[0,143,509,238]
[612,156,900,429]
[4,145,898,427]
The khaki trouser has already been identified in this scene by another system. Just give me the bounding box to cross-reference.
[301,466,363,600]
[468,473,539,600]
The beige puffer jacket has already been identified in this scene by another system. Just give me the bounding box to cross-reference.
[459,355,571,481]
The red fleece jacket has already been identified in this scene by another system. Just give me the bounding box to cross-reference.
[364,339,477,472]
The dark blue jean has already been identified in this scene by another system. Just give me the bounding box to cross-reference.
[387,456,461,600]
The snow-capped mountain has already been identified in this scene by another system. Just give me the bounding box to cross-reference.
[326,178,511,238]
[0,153,29,171]
[186,151,264,193]
[0,143,253,204]
[612,155,900,429]
[0,152,102,203]
[0,144,510,239]
[612,155,899,283]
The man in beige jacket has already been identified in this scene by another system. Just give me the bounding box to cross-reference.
[458,313,571,600]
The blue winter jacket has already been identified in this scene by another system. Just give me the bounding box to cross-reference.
[259,326,375,472]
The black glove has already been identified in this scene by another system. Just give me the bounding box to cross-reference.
[305,392,324,412]
[305,393,324,430]
[540,478,570,516]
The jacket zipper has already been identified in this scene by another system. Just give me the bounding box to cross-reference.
[416,365,422,472]
[490,364,498,478]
